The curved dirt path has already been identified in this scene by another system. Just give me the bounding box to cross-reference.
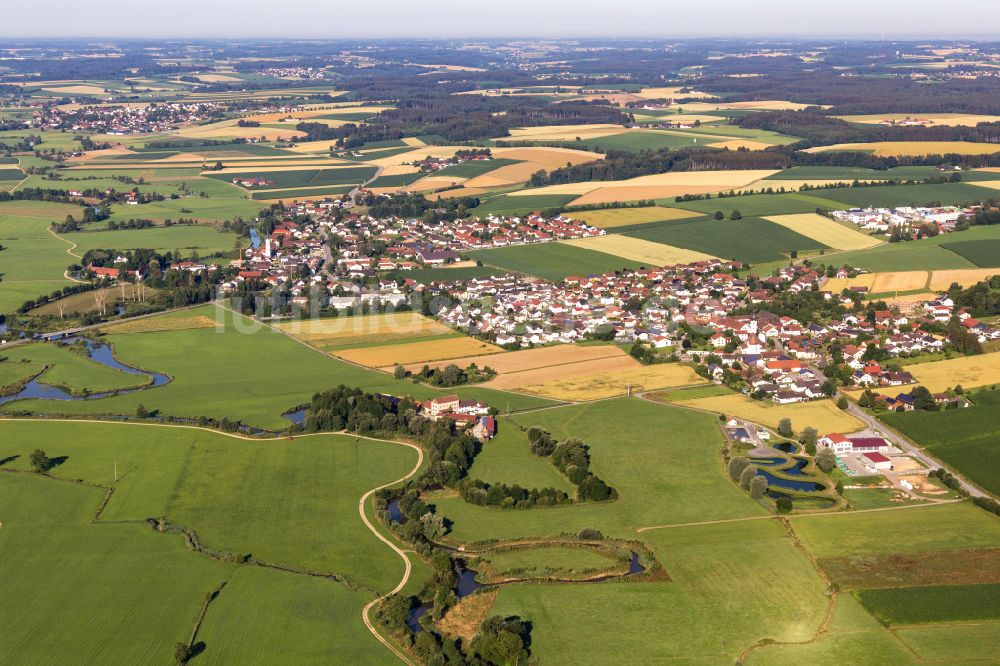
[359,439,424,665]
[46,227,87,282]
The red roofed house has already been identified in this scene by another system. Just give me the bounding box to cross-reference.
[861,451,893,471]
[89,265,120,278]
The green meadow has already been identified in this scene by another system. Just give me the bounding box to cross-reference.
[0,473,235,664]
[3,305,554,427]
[0,200,86,311]
[834,224,1000,271]
[855,584,1000,626]
[492,519,827,664]
[625,216,828,264]
[435,398,766,544]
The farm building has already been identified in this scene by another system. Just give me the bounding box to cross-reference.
[861,451,893,472]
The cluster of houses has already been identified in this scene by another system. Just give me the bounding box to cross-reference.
[404,149,494,172]
[231,176,277,188]
[419,395,496,440]
[318,208,605,277]
[830,206,973,235]
[32,102,224,134]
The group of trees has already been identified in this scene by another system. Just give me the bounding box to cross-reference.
[529,428,617,502]
[727,456,769,500]
[395,362,497,387]
[297,87,628,146]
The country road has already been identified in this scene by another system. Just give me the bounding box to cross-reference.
[359,438,423,666]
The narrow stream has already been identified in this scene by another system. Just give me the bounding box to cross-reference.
[0,338,170,406]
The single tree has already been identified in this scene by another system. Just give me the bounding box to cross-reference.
[739,464,757,491]
[836,395,849,410]
[728,456,750,483]
[136,403,149,419]
[775,495,793,514]
[174,642,190,664]
[777,418,793,438]
[749,474,768,499]
[29,449,51,473]
[816,447,837,473]
[714,211,724,220]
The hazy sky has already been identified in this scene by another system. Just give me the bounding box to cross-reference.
[2,0,999,39]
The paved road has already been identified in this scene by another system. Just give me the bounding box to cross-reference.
[345,166,384,208]
[841,398,986,498]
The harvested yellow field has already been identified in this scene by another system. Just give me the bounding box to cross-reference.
[636,87,718,100]
[909,352,1000,393]
[335,336,502,367]
[677,394,864,435]
[510,170,779,197]
[401,137,426,147]
[632,114,727,125]
[834,113,1000,127]
[176,121,305,141]
[562,235,714,265]
[507,125,628,142]
[380,164,422,176]
[195,73,243,83]
[101,315,217,334]
[205,163,360,176]
[486,355,642,391]
[520,363,706,401]
[510,170,778,200]
[285,139,347,154]
[680,100,815,112]
[406,176,468,192]
[463,162,544,188]
[274,312,450,348]
[872,271,930,293]
[569,206,701,228]
[764,214,882,251]
[823,274,878,292]
[928,269,1000,291]
[43,84,110,95]
[804,142,1000,157]
[364,146,474,167]
[394,343,627,375]
[492,146,602,167]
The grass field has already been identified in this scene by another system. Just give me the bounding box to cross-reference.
[518,362,706,400]
[3,305,555,427]
[764,166,942,181]
[658,191,847,218]
[625,216,828,264]
[28,284,157,317]
[475,545,618,578]
[206,166,376,190]
[938,239,1000,269]
[59,224,240,255]
[100,314,217,334]
[470,242,643,281]
[0,419,418,591]
[468,194,578,217]
[763,213,882,251]
[834,225,1000,271]
[0,200,84,311]
[2,342,149,394]
[560,234,714,265]
[674,393,863,434]
[567,206,701,228]
[272,312,453,350]
[856,584,1000,626]
[333,335,502,367]
[805,182,996,210]
[491,519,827,664]
[435,398,766,543]
[791,502,1000,558]
[892,623,1000,662]
[0,473,235,664]
[193,567,389,664]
